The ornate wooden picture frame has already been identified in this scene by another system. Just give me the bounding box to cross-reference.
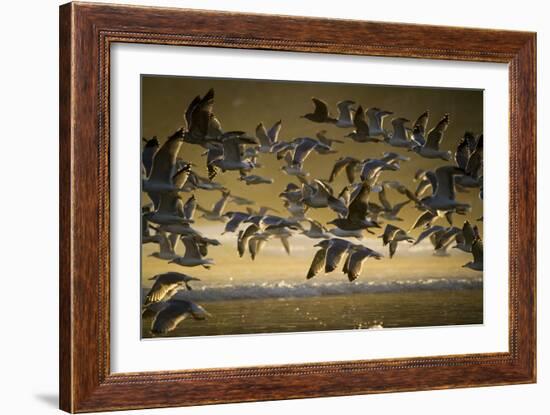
[59,2,536,412]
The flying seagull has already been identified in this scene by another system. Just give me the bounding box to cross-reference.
[143,272,201,306]
[301,98,338,124]
[150,300,211,335]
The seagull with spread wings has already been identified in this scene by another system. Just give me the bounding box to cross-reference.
[143,272,201,306]
[411,113,452,161]
[150,300,211,335]
[183,88,223,147]
[334,100,356,128]
[366,107,393,138]
[345,105,382,143]
[255,120,282,153]
[327,182,380,234]
[168,236,215,268]
[301,97,338,124]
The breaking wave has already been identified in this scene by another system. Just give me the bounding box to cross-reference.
[173,277,483,302]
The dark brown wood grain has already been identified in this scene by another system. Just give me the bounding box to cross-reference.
[59,2,536,413]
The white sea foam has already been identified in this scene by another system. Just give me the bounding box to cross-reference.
[163,277,483,302]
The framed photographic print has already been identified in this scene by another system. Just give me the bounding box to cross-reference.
[59,2,536,412]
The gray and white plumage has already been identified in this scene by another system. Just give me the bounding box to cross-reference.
[366,107,393,138]
[301,218,330,239]
[328,156,362,183]
[307,239,382,281]
[327,182,379,233]
[345,105,381,143]
[463,238,483,271]
[184,88,223,146]
[256,120,282,153]
[316,130,344,153]
[343,246,383,281]
[169,236,214,268]
[387,117,413,148]
[150,300,211,335]
[301,98,337,124]
[207,132,258,178]
[222,211,250,234]
[197,191,231,221]
[239,174,274,185]
[335,100,356,128]
[144,272,200,306]
[412,113,452,161]
[421,166,471,213]
[378,183,411,221]
[142,136,159,177]
[380,224,414,258]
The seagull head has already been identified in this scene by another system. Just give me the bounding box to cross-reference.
[313,240,331,249]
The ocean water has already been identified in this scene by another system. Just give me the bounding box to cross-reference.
[141,285,483,338]
[141,232,484,338]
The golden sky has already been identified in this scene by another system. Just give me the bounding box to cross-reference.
[141,75,483,285]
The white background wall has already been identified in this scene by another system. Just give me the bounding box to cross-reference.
[0,0,546,414]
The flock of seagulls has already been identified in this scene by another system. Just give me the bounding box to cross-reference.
[141,89,483,335]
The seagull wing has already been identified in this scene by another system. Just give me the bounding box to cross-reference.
[413,110,429,134]
[425,113,449,150]
[347,182,370,221]
[148,131,183,184]
[183,195,196,220]
[328,157,349,182]
[345,160,358,183]
[392,199,411,214]
[279,236,291,255]
[455,137,471,170]
[255,123,271,147]
[151,301,191,334]
[267,120,282,143]
[466,148,483,179]
[337,100,355,124]
[381,224,400,245]
[188,89,216,140]
[433,166,459,201]
[308,219,325,234]
[292,139,317,165]
[222,136,242,163]
[156,191,180,215]
[212,191,230,216]
[378,186,392,211]
[346,249,373,281]
[472,239,483,264]
[389,240,398,258]
[238,224,259,257]
[463,221,475,246]
[184,95,201,130]
[353,105,370,135]
[142,137,159,177]
[172,164,192,189]
[414,225,445,246]
[145,276,184,306]
[410,210,436,231]
[248,236,260,260]
[182,237,202,259]
[307,248,327,279]
[325,240,350,272]
[311,98,330,119]
[224,213,248,233]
